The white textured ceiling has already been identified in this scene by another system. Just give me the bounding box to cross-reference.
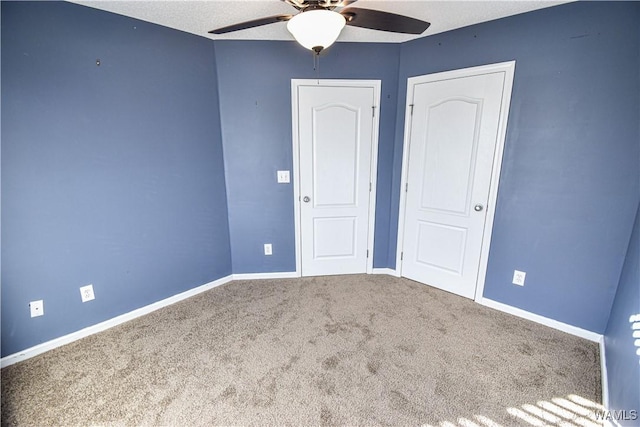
[67,0,569,44]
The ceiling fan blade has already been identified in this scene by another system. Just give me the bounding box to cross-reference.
[341,7,430,34]
[209,14,293,34]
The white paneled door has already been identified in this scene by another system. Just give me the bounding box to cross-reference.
[399,63,515,299]
[293,81,380,277]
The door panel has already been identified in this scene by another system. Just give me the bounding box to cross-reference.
[416,221,467,274]
[297,85,375,276]
[313,217,357,258]
[420,99,481,214]
[313,105,359,207]
[402,71,506,298]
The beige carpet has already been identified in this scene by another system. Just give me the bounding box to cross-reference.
[1,275,602,426]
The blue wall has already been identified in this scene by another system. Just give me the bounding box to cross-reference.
[215,41,400,273]
[392,1,640,333]
[1,2,232,356]
[604,203,640,424]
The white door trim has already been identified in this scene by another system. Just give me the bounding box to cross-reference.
[395,61,516,301]
[291,79,381,277]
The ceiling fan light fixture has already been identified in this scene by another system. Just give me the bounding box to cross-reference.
[287,10,346,52]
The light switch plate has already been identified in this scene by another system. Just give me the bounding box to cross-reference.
[277,170,290,184]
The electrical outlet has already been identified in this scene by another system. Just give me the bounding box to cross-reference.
[80,284,95,302]
[30,300,44,317]
[264,243,273,255]
[277,170,290,183]
[512,270,526,286]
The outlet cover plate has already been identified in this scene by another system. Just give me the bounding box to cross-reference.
[512,270,526,286]
[30,300,44,317]
[277,170,290,184]
[80,284,95,302]
[264,243,273,255]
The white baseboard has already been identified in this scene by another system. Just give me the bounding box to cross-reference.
[600,336,610,411]
[598,336,624,427]
[232,271,299,280]
[478,297,603,342]
[0,275,233,368]
[372,268,400,277]
[233,270,400,280]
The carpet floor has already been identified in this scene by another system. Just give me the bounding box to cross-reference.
[1,274,602,426]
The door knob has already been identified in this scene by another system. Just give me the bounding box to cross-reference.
[474,204,484,212]
[303,196,311,203]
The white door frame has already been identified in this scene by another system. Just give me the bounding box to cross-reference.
[291,79,381,277]
[395,61,516,301]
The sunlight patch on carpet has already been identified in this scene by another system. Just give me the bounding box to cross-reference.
[422,394,605,427]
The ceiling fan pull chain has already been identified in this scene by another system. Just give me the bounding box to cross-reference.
[313,51,320,84]
[316,54,319,84]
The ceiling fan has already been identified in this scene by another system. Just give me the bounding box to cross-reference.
[209,0,431,54]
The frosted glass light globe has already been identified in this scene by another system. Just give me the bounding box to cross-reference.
[287,10,346,52]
